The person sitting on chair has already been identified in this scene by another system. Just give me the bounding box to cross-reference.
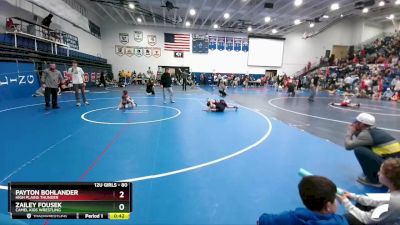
[344,113,400,187]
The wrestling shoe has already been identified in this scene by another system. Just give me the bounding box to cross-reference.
[76,102,81,107]
[171,100,175,103]
[85,101,90,105]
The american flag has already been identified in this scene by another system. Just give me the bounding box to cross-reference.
[164,33,191,52]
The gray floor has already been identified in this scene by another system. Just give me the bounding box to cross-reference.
[221,87,400,146]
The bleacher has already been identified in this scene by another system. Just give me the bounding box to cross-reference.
[0,17,112,100]
[1,17,107,64]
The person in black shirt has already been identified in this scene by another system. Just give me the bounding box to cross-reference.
[308,75,319,102]
[97,72,107,88]
[179,68,188,91]
[160,68,174,103]
[146,79,155,95]
[41,14,53,27]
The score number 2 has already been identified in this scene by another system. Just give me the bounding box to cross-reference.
[118,191,127,211]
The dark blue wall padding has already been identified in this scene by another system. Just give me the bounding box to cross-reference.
[0,61,40,100]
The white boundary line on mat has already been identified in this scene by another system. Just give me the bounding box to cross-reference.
[268,97,400,133]
[0,98,272,188]
[81,105,181,125]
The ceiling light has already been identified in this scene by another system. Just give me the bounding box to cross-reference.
[294,0,302,7]
[331,3,339,11]
[213,24,219,29]
[362,8,369,13]
[128,3,135,9]
[323,15,329,19]
[272,29,278,34]
[189,9,196,16]
[340,14,344,17]
[378,1,385,6]
[396,0,400,5]
[309,23,315,28]
[294,19,301,25]
[247,26,252,32]
[264,16,271,23]
[137,17,142,23]
[387,14,395,20]
[185,21,191,27]
[224,13,230,19]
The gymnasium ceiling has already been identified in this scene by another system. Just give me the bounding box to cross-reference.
[83,0,400,35]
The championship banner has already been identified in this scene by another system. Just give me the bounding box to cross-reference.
[96,72,100,81]
[242,38,249,52]
[147,35,156,46]
[119,33,129,45]
[125,46,134,57]
[134,47,143,57]
[115,45,124,56]
[144,47,152,57]
[226,37,233,51]
[234,38,242,52]
[84,73,89,82]
[217,37,225,51]
[134,31,143,42]
[63,71,72,81]
[208,36,217,50]
[152,48,161,58]
[192,34,209,54]
[90,72,95,82]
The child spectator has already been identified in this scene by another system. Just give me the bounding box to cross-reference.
[339,158,400,225]
[382,88,394,101]
[257,176,348,225]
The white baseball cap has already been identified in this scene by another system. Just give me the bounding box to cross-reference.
[356,113,375,126]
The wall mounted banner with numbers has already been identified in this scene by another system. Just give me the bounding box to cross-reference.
[234,38,242,52]
[217,37,225,51]
[208,36,217,50]
[226,37,234,51]
[192,34,209,54]
[242,38,249,52]
[115,45,124,56]
[119,33,129,45]
[174,52,184,58]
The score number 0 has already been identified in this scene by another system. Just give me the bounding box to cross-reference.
[119,191,125,210]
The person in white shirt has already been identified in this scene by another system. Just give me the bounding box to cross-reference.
[68,60,89,106]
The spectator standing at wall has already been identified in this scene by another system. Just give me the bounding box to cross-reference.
[41,14,53,27]
[308,74,319,102]
[160,68,174,104]
[97,72,107,88]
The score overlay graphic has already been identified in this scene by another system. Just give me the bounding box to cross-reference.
[8,182,132,220]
